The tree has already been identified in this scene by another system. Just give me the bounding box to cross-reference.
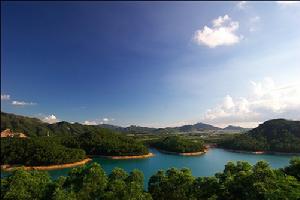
[148,168,195,200]
[284,157,300,181]
[63,163,107,200]
[1,169,52,200]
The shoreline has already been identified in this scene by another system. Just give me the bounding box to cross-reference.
[92,152,154,159]
[1,158,92,172]
[1,153,155,172]
[157,149,207,156]
[222,148,300,156]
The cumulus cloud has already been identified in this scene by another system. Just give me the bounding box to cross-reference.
[83,117,115,125]
[12,100,37,106]
[203,77,300,128]
[194,15,242,48]
[43,114,59,124]
[1,94,10,101]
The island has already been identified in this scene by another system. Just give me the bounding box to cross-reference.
[149,136,206,155]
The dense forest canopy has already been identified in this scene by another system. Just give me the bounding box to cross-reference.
[219,119,300,153]
[1,133,148,166]
[1,137,86,166]
[149,136,205,153]
[1,158,300,200]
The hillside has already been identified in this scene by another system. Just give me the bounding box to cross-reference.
[0,112,149,161]
[219,119,300,153]
[1,112,123,137]
[1,112,247,137]
[248,119,300,139]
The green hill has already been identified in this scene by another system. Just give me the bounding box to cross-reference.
[219,119,300,153]
[1,112,149,166]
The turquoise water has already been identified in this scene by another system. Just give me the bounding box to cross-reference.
[2,148,297,188]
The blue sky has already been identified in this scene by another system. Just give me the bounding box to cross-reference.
[1,1,300,128]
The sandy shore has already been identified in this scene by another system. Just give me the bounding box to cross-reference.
[92,152,154,159]
[1,158,92,172]
[157,149,207,156]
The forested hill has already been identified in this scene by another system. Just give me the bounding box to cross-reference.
[1,112,120,137]
[1,112,149,164]
[220,119,300,153]
[248,119,300,139]
[1,112,248,136]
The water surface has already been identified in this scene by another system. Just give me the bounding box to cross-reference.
[2,148,297,188]
[48,148,296,187]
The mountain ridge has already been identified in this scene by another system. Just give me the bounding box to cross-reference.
[1,111,249,135]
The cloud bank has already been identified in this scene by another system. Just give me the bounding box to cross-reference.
[194,15,242,48]
[203,77,300,128]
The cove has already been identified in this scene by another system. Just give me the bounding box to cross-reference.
[2,148,297,188]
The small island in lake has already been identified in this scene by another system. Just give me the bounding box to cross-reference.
[149,136,206,155]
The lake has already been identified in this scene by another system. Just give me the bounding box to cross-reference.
[1,148,297,188]
[41,148,297,187]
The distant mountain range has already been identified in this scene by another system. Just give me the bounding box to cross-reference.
[98,122,250,134]
[1,111,249,136]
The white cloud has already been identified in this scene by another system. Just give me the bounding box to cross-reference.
[277,1,300,5]
[203,77,300,128]
[12,100,37,106]
[83,120,98,125]
[83,117,115,125]
[194,15,242,48]
[237,1,248,9]
[43,114,59,124]
[1,94,10,101]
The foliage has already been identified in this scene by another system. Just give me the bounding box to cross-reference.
[1,163,151,200]
[149,159,300,200]
[149,136,204,153]
[1,170,52,200]
[1,137,86,166]
[148,168,195,200]
[62,131,149,156]
[284,157,300,181]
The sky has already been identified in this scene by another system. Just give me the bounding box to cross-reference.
[1,1,300,128]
